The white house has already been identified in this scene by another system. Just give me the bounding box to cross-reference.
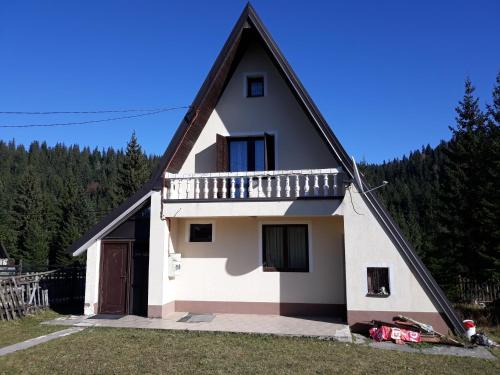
[68,4,464,335]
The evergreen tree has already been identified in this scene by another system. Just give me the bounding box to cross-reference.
[435,78,492,283]
[9,168,49,269]
[50,180,96,267]
[113,131,150,205]
[482,72,500,279]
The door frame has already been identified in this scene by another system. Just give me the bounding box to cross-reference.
[98,240,133,315]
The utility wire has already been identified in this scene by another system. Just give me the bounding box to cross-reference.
[0,107,179,115]
[0,105,190,128]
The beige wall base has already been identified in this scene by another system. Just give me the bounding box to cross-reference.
[148,301,176,318]
[347,310,451,335]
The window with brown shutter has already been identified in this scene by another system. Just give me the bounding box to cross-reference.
[216,135,275,172]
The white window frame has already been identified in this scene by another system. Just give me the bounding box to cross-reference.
[226,130,279,170]
[243,72,267,98]
[364,263,393,297]
[185,220,216,243]
[257,220,313,273]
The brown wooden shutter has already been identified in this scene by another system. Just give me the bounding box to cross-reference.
[264,133,275,170]
[216,134,228,172]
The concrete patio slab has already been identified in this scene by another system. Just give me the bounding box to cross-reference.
[43,313,352,342]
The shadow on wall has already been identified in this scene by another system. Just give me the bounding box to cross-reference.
[178,218,258,277]
[195,143,217,173]
[284,199,342,216]
[178,216,347,320]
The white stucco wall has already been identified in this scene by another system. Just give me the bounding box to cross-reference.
[172,217,345,304]
[148,191,176,310]
[178,40,338,174]
[83,239,101,315]
[164,199,343,218]
[342,184,440,313]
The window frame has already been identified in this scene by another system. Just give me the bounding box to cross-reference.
[244,72,267,98]
[261,223,310,273]
[186,221,215,243]
[228,136,265,172]
[366,266,391,297]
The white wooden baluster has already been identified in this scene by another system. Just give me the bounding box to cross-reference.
[177,180,182,199]
[266,176,272,198]
[185,179,191,199]
[170,179,176,199]
[162,175,168,201]
[304,175,310,196]
[195,178,200,199]
[222,178,227,198]
[230,178,236,198]
[276,176,282,198]
[295,175,301,197]
[213,178,218,198]
[333,174,338,196]
[323,174,329,196]
[173,179,179,199]
[240,177,245,198]
[257,176,263,197]
[166,179,171,199]
[285,176,291,197]
[313,175,320,196]
[204,178,209,199]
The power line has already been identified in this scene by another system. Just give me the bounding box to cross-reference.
[0,106,191,128]
[0,107,179,115]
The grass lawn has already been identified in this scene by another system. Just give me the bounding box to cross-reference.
[0,324,499,374]
[0,310,62,348]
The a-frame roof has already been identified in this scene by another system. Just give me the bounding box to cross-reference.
[67,3,465,334]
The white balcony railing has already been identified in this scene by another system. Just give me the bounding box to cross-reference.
[163,168,344,201]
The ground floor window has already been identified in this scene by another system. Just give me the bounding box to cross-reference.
[262,224,309,272]
[367,267,390,296]
[189,223,213,242]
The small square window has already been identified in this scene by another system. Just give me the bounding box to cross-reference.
[367,267,390,296]
[247,76,264,97]
[189,224,213,242]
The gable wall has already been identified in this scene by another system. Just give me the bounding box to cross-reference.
[342,184,451,332]
[178,40,338,174]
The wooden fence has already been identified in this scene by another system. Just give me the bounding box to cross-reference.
[456,276,500,303]
[0,266,86,320]
[0,272,50,320]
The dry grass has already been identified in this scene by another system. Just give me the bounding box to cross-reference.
[0,310,62,347]
[0,326,498,374]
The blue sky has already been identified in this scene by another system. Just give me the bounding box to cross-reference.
[1,0,499,163]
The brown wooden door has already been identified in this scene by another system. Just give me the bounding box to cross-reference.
[99,242,129,315]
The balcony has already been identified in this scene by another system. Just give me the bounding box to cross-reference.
[161,168,345,217]
[163,168,345,202]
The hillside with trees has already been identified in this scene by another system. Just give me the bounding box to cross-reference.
[0,131,158,270]
[0,74,498,296]
[362,74,500,292]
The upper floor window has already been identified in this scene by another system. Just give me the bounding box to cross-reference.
[246,76,265,97]
[229,137,265,172]
[216,133,275,172]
